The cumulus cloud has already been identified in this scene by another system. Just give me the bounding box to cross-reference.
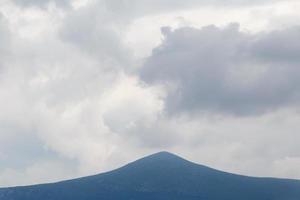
[59,1,132,68]
[0,0,165,186]
[140,24,300,116]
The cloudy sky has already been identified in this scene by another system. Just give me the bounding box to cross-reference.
[1,0,300,187]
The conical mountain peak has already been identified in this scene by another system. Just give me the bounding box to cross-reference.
[150,151,177,156]
[141,151,186,161]
[122,151,191,169]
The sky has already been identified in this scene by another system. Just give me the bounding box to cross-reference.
[0,0,300,187]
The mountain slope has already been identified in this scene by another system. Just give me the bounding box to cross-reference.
[1,152,300,200]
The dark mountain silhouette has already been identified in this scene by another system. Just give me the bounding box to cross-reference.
[0,151,300,200]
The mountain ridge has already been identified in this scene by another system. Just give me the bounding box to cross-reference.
[1,151,300,200]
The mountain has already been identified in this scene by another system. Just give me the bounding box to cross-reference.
[0,151,300,200]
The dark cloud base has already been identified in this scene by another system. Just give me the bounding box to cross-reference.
[140,24,300,116]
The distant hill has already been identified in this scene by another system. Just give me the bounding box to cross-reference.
[0,151,300,200]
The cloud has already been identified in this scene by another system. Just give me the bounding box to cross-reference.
[11,0,283,15]
[100,0,283,18]
[12,0,70,9]
[0,2,165,185]
[0,14,10,69]
[59,2,132,68]
[140,24,300,116]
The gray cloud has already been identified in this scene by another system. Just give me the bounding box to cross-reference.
[103,0,282,16]
[59,2,132,69]
[140,24,300,116]
[0,16,11,83]
[13,0,282,15]
[13,0,70,9]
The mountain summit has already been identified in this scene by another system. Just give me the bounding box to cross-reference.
[1,152,300,200]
